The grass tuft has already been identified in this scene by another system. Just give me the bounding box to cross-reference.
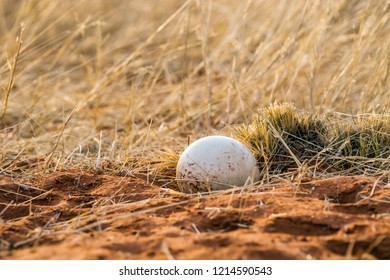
[328,113,390,173]
[148,147,181,181]
[235,103,328,174]
[335,114,390,158]
[234,103,390,178]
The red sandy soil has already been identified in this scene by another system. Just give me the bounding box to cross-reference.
[1,170,390,260]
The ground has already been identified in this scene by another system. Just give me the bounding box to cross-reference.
[1,170,389,260]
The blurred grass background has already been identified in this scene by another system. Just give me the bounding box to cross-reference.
[1,0,389,177]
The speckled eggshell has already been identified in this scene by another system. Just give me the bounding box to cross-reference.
[176,135,260,192]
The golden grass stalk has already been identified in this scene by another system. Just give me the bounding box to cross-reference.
[1,25,23,124]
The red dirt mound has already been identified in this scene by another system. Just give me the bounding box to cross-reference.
[1,171,389,259]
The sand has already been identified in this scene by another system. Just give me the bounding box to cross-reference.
[1,171,389,260]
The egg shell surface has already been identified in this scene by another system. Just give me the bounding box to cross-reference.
[176,135,260,192]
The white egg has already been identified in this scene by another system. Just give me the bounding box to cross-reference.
[176,135,260,192]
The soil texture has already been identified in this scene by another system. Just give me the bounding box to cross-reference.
[1,171,390,259]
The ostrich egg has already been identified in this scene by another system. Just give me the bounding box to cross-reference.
[176,135,260,192]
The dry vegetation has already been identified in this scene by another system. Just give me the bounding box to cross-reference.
[1,0,390,177]
[1,0,390,260]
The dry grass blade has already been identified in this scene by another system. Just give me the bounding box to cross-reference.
[0,200,13,217]
[257,110,302,169]
[44,107,77,170]
[1,24,23,124]
[12,212,60,248]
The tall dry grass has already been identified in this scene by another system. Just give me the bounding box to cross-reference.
[0,0,389,178]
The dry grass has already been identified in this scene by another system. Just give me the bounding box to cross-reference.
[235,103,390,179]
[0,0,390,182]
[235,103,327,174]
